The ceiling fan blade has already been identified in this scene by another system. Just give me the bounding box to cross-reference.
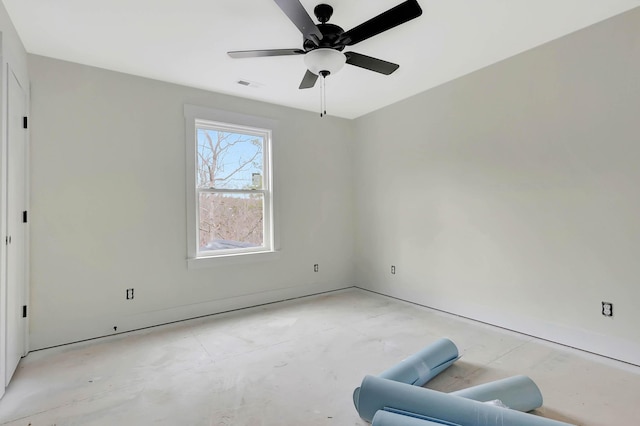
[339,0,422,46]
[299,70,319,89]
[345,52,399,75]
[273,0,323,44]
[228,48,305,58]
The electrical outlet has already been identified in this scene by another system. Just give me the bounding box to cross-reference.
[602,301,613,317]
[126,288,134,300]
[313,264,319,273]
[391,265,396,275]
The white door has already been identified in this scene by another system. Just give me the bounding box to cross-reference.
[5,66,27,385]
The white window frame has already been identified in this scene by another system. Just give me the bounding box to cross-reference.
[184,105,279,268]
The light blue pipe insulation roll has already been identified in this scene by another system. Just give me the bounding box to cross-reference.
[354,337,459,410]
[355,375,575,425]
[378,338,460,386]
[372,409,462,425]
[450,375,543,412]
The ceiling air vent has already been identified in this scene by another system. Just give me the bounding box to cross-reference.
[236,79,263,88]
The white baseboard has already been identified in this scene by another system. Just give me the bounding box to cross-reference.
[358,286,640,367]
[30,283,352,351]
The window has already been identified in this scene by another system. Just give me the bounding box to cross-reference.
[185,106,276,265]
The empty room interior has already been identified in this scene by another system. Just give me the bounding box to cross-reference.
[0,1,640,425]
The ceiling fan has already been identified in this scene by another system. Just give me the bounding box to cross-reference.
[227,0,423,92]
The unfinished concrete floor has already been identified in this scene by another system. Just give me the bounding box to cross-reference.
[1,288,639,425]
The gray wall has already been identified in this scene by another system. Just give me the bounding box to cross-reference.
[28,55,355,349]
[353,8,640,365]
[26,6,640,364]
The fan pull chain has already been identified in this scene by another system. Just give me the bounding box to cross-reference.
[322,75,326,117]
[320,74,326,117]
[320,71,329,118]
[320,74,324,117]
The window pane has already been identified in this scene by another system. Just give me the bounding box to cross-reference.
[199,192,264,251]
[196,128,263,190]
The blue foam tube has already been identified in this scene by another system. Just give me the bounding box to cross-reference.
[372,409,461,425]
[450,375,543,412]
[378,338,459,386]
[354,337,460,410]
[355,375,575,425]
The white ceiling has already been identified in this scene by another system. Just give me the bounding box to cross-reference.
[3,0,640,119]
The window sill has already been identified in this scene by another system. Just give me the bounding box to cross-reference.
[187,250,281,269]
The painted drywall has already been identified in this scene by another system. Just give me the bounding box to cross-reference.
[21,4,640,365]
[0,2,27,81]
[353,8,640,365]
[28,55,355,349]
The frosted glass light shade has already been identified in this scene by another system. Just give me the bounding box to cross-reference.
[304,48,346,76]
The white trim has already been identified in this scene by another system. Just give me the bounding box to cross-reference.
[0,38,30,396]
[187,249,281,269]
[30,283,351,350]
[0,44,6,400]
[21,80,29,358]
[184,105,278,267]
[365,286,640,366]
[194,123,271,257]
[198,188,267,194]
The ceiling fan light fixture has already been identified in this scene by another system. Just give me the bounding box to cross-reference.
[304,48,346,76]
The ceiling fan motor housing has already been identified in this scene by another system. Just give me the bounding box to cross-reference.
[303,23,345,51]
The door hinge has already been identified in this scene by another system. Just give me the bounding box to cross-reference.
[23,211,28,223]
[22,305,27,318]
[23,116,28,129]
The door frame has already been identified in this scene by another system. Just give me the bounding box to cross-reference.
[0,35,30,397]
